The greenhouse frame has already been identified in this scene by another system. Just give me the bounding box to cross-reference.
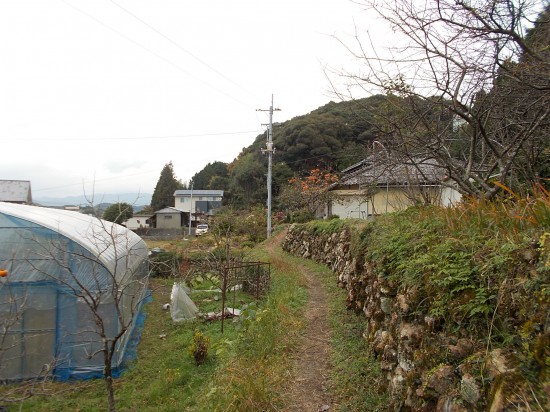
[0,202,150,381]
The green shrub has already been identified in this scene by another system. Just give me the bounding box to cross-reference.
[241,240,255,249]
[306,217,346,235]
[149,251,181,277]
[188,330,210,366]
[290,209,314,223]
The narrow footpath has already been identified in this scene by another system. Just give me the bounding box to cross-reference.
[266,230,334,412]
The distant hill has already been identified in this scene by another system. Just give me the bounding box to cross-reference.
[34,193,152,208]
[192,95,390,208]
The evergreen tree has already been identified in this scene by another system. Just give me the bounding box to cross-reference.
[151,161,184,211]
[190,161,229,189]
[102,202,133,224]
[228,153,266,208]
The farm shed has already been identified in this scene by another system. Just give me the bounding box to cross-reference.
[0,202,150,381]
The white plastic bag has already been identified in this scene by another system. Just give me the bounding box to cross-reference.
[170,282,199,322]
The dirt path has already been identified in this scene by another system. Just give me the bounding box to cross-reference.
[266,230,333,412]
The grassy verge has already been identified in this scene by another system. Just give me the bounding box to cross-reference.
[0,235,309,411]
[193,243,309,411]
[198,238,388,411]
[4,277,246,411]
[1,232,385,411]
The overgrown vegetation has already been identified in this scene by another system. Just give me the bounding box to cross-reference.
[298,190,550,406]
[305,216,349,235]
[188,330,210,366]
[362,190,550,337]
[278,168,339,220]
[197,245,307,411]
[102,202,133,224]
[0,221,389,411]
[5,187,548,409]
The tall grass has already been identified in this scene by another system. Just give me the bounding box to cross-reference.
[197,247,308,411]
[298,190,549,408]
[438,183,550,242]
[4,277,242,411]
[198,234,388,410]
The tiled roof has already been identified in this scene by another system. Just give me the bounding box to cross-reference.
[338,156,446,187]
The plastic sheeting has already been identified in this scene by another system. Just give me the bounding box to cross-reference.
[0,202,148,285]
[0,203,150,381]
[170,283,199,322]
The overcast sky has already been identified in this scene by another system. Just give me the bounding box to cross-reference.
[0,0,383,199]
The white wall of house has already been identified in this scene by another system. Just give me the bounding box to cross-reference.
[175,195,222,211]
[330,190,370,219]
[124,215,151,230]
[330,187,413,218]
[330,185,463,218]
[174,190,223,216]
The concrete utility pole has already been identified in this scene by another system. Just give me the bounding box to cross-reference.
[258,95,280,238]
[188,183,193,236]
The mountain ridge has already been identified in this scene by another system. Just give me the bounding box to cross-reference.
[34,193,152,207]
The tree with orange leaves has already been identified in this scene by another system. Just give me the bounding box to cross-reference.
[278,168,339,220]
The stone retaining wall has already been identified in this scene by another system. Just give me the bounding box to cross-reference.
[282,223,545,411]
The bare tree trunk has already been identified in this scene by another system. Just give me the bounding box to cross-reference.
[221,267,228,334]
[104,343,116,412]
[105,376,116,412]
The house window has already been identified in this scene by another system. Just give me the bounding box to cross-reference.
[164,215,172,220]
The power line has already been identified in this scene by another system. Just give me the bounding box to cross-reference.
[32,168,160,192]
[61,0,256,111]
[0,130,259,142]
[109,0,260,102]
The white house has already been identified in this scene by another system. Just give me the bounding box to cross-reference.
[124,214,152,230]
[328,156,462,219]
[173,190,224,220]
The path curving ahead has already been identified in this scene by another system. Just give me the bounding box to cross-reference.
[266,229,333,412]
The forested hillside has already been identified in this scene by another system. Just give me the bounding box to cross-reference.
[191,95,394,208]
[189,3,549,211]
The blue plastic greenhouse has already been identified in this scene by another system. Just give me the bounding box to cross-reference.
[0,202,150,381]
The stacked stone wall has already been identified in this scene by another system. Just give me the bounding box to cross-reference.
[282,223,547,411]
